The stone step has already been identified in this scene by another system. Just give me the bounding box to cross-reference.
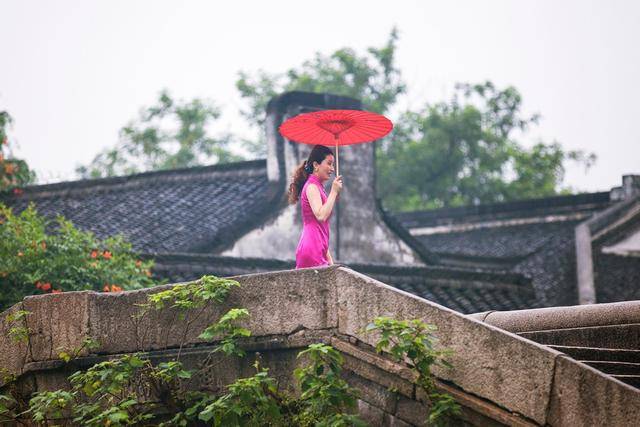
[549,345,640,363]
[580,361,640,376]
[611,375,640,389]
[518,323,640,350]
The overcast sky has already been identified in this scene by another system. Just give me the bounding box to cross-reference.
[2,0,639,192]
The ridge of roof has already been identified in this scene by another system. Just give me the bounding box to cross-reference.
[587,193,640,242]
[0,159,267,200]
[395,191,611,227]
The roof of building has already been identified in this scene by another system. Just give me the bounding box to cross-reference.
[0,160,281,254]
[392,192,617,306]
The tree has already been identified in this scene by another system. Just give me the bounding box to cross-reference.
[236,28,405,157]
[76,91,242,179]
[0,111,36,193]
[377,82,596,210]
[236,31,594,209]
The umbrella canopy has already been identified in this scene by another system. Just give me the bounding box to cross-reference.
[279,109,393,175]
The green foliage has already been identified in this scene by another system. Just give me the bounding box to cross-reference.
[4,309,31,344]
[0,203,156,311]
[29,354,156,426]
[198,361,284,426]
[198,308,251,356]
[0,392,19,423]
[28,389,74,424]
[236,28,405,156]
[76,90,243,178]
[378,81,596,210]
[366,317,461,426]
[58,337,100,363]
[294,344,364,426]
[0,110,36,193]
[140,275,240,315]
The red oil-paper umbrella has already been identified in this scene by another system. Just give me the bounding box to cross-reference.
[279,109,393,176]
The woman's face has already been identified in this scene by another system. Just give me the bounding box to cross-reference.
[313,154,335,182]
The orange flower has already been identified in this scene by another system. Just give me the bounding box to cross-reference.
[144,269,152,277]
[17,251,23,257]
[35,281,43,289]
[135,260,142,267]
[52,289,62,294]
[12,188,23,196]
[4,163,15,174]
[40,282,51,292]
[102,251,112,260]
[90,250,98,258]
[40,241,47,250]
[103,284,123,292]
[90,261,98,268]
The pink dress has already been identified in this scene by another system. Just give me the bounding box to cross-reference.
[295,174,331,268]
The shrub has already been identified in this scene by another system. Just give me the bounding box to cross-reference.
[0,202,156,310]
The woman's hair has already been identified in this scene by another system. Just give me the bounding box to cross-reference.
[287,145,334,204]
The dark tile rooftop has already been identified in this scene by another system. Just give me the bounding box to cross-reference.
[388,192,621,307]
[412,220,581,260]
[394,192,611,228]
[0,160,279,254]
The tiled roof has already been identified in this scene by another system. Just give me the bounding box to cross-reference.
[394,192,611,228]
[0,160,280,254]
[413,220,581,260]
[391,192,616,307]
[149,254,538,314]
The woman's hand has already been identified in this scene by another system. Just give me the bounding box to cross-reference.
[331,175,343,194]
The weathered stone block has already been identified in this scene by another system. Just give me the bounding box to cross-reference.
[357,399,386,425]
[88,267,339,354]
[385,414,413,427]
[335,267,558,425]
[395,395,428,426]
[480,301,640,333]
[345,371,400,414]
[23,292,92,362]
[518,324,640,349]
[227,266,338,336]
[0,303,30,385]
[547,355,640,426]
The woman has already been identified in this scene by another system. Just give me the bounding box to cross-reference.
[288,145,343,268]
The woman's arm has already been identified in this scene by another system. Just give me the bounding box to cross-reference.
[326,249,334,265]
[306,176,342,222]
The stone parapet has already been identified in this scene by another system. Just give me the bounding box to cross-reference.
[2,266,639,425]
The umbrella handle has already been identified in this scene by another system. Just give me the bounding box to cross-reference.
[335,142,339,177]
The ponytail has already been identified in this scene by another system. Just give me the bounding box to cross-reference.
[288,161,311,204]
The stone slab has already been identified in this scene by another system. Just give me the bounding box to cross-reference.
[548,355,640,426]
[481,301,640,333]
[88,267,339,354]
[518,324,640,349]
[23,292,92,362]
[0,303,30,385]
[335,267,559,425]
